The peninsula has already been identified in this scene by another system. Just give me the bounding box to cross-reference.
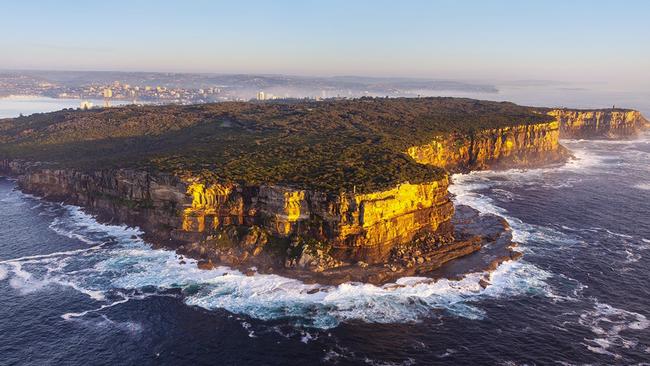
[1,98,647,284]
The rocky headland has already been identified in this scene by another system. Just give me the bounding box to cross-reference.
[0,98,646,285]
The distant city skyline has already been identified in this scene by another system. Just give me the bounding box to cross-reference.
[1,0,649,89]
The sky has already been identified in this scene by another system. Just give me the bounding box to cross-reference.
[1,0,649,88]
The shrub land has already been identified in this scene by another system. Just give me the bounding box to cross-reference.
[0,97,551,192]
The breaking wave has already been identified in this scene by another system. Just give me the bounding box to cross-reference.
[579,302,650,359]
[0,189,553,329]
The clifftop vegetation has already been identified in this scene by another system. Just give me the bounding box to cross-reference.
[0,97,552,192]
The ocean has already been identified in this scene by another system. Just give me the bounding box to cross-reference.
[0,97,649,365]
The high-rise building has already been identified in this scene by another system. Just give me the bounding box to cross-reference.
[103,88,112,108]
[256,91,266,101]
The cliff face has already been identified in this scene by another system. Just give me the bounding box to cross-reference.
[406,121,568,171]
[1,161,187,242]
[182,179,453,263]
[0,160,453,265]
[549,109,649,139]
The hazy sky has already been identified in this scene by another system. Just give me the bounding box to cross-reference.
[1,0,649,87]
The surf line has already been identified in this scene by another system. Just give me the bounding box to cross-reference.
[0,242,108,265]
[62,295,132,320]
[61,292,177,320]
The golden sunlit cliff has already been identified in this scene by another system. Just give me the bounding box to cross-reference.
[406,120,568,171]
[550,109,649,139]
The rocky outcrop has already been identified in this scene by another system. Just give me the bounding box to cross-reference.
[406,120,569,171]
[180,178,454,265]
[549,109,649,139]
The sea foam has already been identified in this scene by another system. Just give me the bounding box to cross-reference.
[0,192,557,328]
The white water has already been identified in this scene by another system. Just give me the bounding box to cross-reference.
[0,188,554,329]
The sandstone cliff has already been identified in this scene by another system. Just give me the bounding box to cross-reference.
[549,109,649,139]
[181,179,454,264]
[0,160,453,267]
[406,120,568,171]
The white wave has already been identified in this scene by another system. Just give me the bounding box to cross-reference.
[0,265,7,281]
[53,279,106,301]
[7,262,51,294]
[300,330,317,343]
[602,229,633,239]
[579,301,649,358]
[98,244,553,328]
[560,147,606,171]
[16,211,552,328]
[451,172,581,249]
[0,173,559,328]
[635,183,650,191]
[437,348,457,358]
[0,243,106,265]
[624,249,641,263]
[240,321,256,338]
[62,296,132,320]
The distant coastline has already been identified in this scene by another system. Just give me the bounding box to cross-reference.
[0,94,132,119]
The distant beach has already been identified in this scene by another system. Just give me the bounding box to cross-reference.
[0,95,131,118]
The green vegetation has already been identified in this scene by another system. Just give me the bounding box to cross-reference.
[0,97,552,192]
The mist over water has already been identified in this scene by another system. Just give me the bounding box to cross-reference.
[435,82,650,116]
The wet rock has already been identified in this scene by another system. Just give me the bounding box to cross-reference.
[479,278,491,289]
[197,259,214,270]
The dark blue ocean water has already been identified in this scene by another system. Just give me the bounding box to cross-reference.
[1,133,649,365]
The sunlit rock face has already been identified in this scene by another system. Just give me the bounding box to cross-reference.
[549,109,648,139]
[181,179,454,263]
[2,157,453,264]
[406,121,568,171]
